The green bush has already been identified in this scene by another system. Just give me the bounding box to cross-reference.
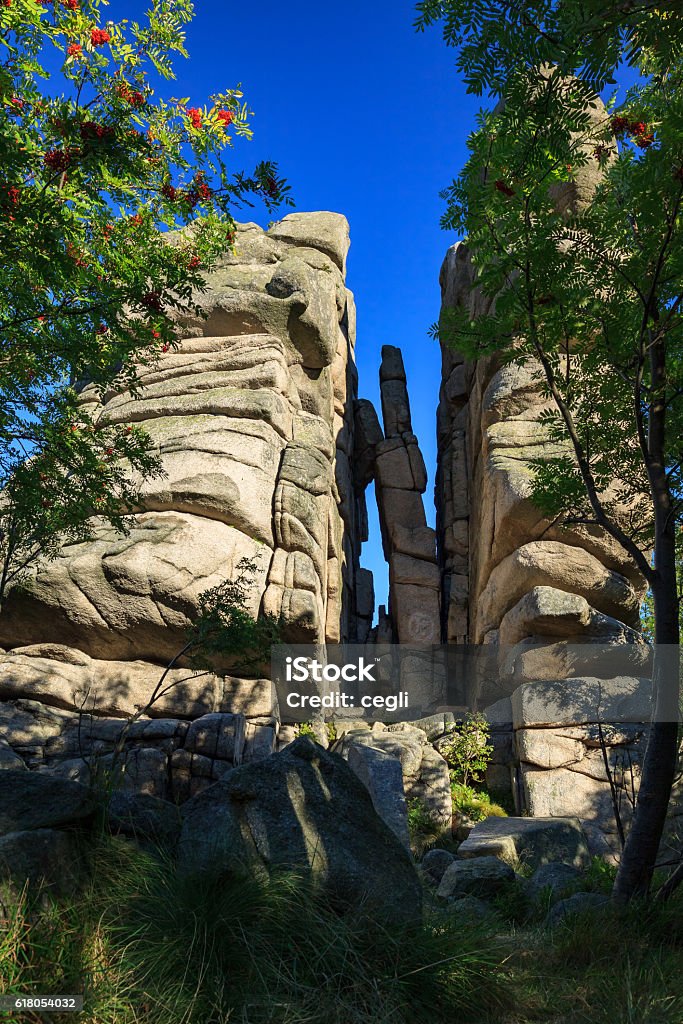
[451,782,508,823]
[440,713,493,787]
[406,798,449,858]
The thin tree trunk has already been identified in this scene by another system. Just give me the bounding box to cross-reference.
[613,534,680,899]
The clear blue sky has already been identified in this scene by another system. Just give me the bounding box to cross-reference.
[114,2,638,612]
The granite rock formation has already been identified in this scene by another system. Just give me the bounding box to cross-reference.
[0,192,675,861]
[0,213,377,796]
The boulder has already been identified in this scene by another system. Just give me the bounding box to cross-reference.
[267,212,350,274]
[421,848,456,886]
[527,862,582,903]
[457,816,591,871]
[511,676,652,730]
[436,856,516,899]
[341,729,452,830]
[177,737,422,920]
[346,743,410,849]
[0,829,83,910]
[107,791,181,848]
[0,771,95,836]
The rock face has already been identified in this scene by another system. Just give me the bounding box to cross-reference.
[0,213,371,665]
[177,737,422,919]
[0,213,381,795]
[337,722,452,832]
[431,94,666,847]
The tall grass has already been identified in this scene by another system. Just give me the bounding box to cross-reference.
[5,833,683,1023]
[0,836,513,1024]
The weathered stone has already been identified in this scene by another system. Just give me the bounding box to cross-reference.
[267,212,350,274]
[421,848,456,885]
[477,542,641,642]
[390,554,440,590]
[391,584,441,644]
[380,379,412,437]
[391,524,438,562]
[0,739,26,771]
[520,764,624,827]
[511,676,652,730]
[375,445,415,490]
[0,216,373,690]
[516,729,585,769]
[527,862,582,903]
[184,713,247,764]
[379,345,406,383]
[457,816,591,870]
[347,743,410,849]
[177,738,422,919]
[448,894,495,922]
[0,771,95,836]
[436,856,515,899]
[498,586,641,647]
[107,791,181,847]
[408,744,453,828]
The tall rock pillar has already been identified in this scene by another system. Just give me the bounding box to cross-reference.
[375,346,440,644]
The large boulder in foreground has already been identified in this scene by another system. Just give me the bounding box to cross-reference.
[457,815,591,871]
[177,737,422,920]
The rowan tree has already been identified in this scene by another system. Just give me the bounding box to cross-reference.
[417,1,682,899]
[0,0,290,606]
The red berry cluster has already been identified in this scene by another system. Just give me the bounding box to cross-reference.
[610,116,655,149]
[593,144,610,162]
[1,184,20,217]
[116,82,145,107]
[217,109,232,126]
[187,255,201,270]
[61,0,79,9]
[66,242,88,267]
[187,107,202,129]
[44,149,72,172]
[1,1,11,8]
[161,177,211,208]
[494,179,515,197]
[186,177,211,207]
[130,212,144,226]
[80,120,115,142]
[90,28,111,47]
[67,43,82,56]
[9,96,24,111]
